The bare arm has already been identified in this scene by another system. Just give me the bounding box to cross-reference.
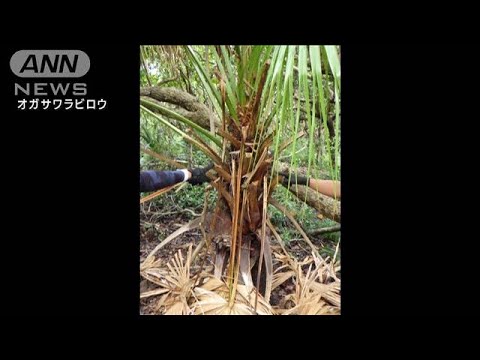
[280,172,341,200]
[308,179,341,200]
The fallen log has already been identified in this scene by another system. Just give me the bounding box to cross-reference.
[285,184,341,223]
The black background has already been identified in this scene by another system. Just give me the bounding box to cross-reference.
[0,43,477,316]
[1,45,139,315]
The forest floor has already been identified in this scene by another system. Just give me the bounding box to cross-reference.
[140,202,340,315]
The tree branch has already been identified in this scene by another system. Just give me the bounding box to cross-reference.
[140,86,220,129]
[156,77,177,86]
[309,225,341,236]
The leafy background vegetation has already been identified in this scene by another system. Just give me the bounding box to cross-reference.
[140,45,340,254]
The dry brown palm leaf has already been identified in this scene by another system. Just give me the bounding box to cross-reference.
[236,283,273,315]
[282,294,340,315]
[193,287,253,315]
[192,277,274,315]
[140,256,169,288]
[309,282,341,307]
[164,297,192,315]
[290,254,340,314]
[141,245,196,315]
[271,270,296,290]
[273,251,313,272]
[312,250,340,284]
[140,254,162,272]
[141,267,168,287]
[140,287,170,299]
[272,249,340,315]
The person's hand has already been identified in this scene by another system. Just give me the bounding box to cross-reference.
[188,163,214,185]
[278,172,309,187]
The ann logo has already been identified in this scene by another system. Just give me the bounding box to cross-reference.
[20,54,79,74]
[10,50,90,78]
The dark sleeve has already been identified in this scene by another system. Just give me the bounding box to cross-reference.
[140,170,187,192]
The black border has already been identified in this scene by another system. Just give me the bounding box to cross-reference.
[2,43,478,316]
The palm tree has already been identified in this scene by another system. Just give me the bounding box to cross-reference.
[140,45,340,315]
